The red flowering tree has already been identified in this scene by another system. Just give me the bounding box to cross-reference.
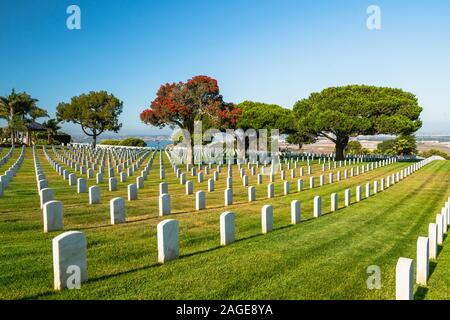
[140,76,241,164]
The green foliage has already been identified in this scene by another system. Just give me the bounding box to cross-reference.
[120,138,146,147]
[101,139,121,145]
[286,132,317,149]
[101,138,146,147]
[56,91,123,147]
[236,101,296,134]
[345,141,363,155]
[0,89,48,145]
[377,139,395,153]
[53,133,72,144]
[377,135,418,156]
[393,135,418,156]
[293,85,423,159]
[420,149,450,160]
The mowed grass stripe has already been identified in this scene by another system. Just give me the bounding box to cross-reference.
[0,148,440,299]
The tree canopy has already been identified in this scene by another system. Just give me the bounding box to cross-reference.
[56,91,123,147]
[0,89,48,145]
[293,85,422,160]
[236,101,295,134]
[140,75,240,164]
[378,135,418,156]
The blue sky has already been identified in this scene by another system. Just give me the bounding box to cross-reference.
[1,0,449,136]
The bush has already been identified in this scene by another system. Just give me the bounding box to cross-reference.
[101,138,146,147]
[120,138,146,147]
[345,141,363,155]
[377,135,418,156]
[53,133,72,144]
[420,149,450,160]
[101,139,121,145]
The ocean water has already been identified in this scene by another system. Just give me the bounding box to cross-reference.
[146,140,172,148]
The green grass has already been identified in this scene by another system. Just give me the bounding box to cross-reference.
[0,147,449,300]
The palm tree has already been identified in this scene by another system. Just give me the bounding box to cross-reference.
[0,89,44,146]
[43,119,61,144]
[0,89,21,145]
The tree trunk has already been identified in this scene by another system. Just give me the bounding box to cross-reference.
[186,135,194,165]
[92,134,97,148]
[48,132,51,144]
[335,136,350,161]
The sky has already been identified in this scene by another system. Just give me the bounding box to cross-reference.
[1,0,449,136]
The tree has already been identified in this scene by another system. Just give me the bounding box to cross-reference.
[293,85,422,160]
[0,89,43,145]
[235,101,300,153]
[345,141,363,155]
[392,134,417,156]
[56,91,123,148]
[43,119,61,144]
[236,101,295,133]
[377,139,396,154]
[377,135,418,156]
[140,76,240,164]
[286,132,317,150]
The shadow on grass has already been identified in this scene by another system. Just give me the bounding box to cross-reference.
[414,286,429,300]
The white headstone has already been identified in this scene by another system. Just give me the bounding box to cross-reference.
[109,177,117,191]
[331,193,338,212]
[395,257,414,300]
[344,189,351,207]
[261,205,273,234]
[40,188,54,209]
[291,200,301,224]
[208,179,214,192]
[159,193,171,216]
[89,186,100,204]
[159,182,168,195]
[136,176,144,189]
[284,181,290,195]
[248,186,256,202]
[52,231,87,290]
[196,191,206,210]
[314,196,322,218]
[128,184,138,201]
[110,197,126,224]
[77,178,87,193]
[267,183,274,199]
[186,181,193,195]
[43,200,63,232]
[416,236,429,286]
[224,188,233,206]
[220,211,235,246]
[157,219,179,263]
[428,223,438,260]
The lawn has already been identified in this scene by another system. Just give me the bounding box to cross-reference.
[0,147,449,300]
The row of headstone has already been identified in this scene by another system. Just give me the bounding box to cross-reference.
[0,146,25,196]
[49,155,440,291]
[396,196,450,300]
[35,147,64,233]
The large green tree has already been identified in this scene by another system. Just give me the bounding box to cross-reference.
[56,91,123,148]
[236,101,302,154]
[293,85,422,160]
[236,101,295,133]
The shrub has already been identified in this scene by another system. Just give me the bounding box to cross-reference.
[53,133,72,144]
[345,141,363,155]
[101,139,121,145]
[120,138,146,147]
[420,149,450,160]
